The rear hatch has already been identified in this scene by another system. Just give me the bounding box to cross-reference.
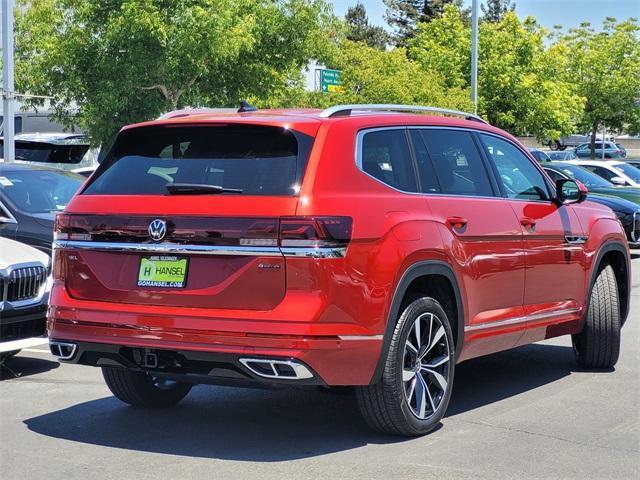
[55,123,315,311]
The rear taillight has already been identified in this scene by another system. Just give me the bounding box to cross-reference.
[54,213,92,241]
[279,217,352,248]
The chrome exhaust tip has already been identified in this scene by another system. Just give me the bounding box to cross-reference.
[239,358,313,380]
[49,341,78,360]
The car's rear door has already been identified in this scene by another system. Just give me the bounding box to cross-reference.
[477,133,586,345]
[409,128,526,360]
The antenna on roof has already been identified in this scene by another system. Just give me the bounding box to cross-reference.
[238,100,258,113]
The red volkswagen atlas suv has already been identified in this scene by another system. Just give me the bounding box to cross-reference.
[49,104,630,436]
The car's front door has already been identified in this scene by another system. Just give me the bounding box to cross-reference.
[409,128,527,360]
[478,133,587,345]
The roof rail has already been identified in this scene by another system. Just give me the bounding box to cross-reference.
[318,104,487,124]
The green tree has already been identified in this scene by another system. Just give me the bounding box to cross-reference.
[410,5,584,141]
[345,2,389,50]
[560,18,640,156]
[15,0,336,147]
[481,0,516,23]
[384,0,464,45]
[303,41,472,111]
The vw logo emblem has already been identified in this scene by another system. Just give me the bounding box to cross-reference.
[148,219,167,241]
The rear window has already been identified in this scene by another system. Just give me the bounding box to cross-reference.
[0,140,90,164]
[84,125,312,196]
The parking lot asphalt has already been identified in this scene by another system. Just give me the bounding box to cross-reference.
[1,255,638,480]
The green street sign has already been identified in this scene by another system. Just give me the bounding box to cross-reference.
[320,69,343,93]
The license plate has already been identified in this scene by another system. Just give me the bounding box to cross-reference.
[137,256,188,288]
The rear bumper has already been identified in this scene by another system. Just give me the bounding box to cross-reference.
[50,339,327,387]
[49,294,384,385]
[48,331,382,386]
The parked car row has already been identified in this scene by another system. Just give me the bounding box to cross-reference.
[547,132,616,151]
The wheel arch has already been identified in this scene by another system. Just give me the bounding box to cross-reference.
[370,260,464,384]
[589,241,630,327]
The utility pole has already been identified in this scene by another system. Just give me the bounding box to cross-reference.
[2,0,16,163]
[471,0,479,114]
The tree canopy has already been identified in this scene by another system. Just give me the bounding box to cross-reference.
[410,5,584,141]
[15,0,336,146]
[345,2,389,50]
[559,18,640,150]
[12,0,639,147]
[383,0,464,45]
[304,41,472,111]
[481,0,516,23]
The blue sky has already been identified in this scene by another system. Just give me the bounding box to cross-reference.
[330,0,640,32]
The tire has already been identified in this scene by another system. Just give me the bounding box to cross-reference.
[558,144,567,151]
[356,297,455,436]
[572,264,621,369]
[549,141,560,151]
[102,367,192,408]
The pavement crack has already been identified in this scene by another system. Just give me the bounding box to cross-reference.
[452,418,640,454]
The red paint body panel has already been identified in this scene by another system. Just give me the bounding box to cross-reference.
[48,109,630,385]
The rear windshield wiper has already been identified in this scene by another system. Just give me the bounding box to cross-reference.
[165,183,243,195]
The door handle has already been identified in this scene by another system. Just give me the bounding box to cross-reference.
[520,218,536,231]
[447,217,468,230]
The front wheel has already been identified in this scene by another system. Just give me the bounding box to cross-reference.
[572,264,621,369]
[102,367,192,408]
[356,297,455,436]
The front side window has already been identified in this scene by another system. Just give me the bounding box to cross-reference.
[480,134,550,201]
[361,129,418,192]
[414,129,493,197]
[582,165,618,182]
[613,163,640,183]
[550,164,612,188]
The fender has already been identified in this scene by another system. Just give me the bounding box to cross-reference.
[370,260,464,384]
[585,240,630,327]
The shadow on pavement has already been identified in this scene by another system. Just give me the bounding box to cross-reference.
[0,354,59,381]
[447,342,580,416]
[24,342,590,461]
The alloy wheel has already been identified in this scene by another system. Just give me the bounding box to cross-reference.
[402,312,451,420]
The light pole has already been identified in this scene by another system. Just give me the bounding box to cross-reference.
[471,0,479,114]
[2,0,16,163]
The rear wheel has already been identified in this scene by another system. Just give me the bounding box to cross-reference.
[572,264,621,369]
[102,367,192,408]
[356,297,455,436]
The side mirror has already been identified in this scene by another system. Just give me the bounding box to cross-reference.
[556,179,587,204]
[610,176,627,186]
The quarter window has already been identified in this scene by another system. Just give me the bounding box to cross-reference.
[415,129,493,196]
[480,134,550,201]
[361,129,418,192]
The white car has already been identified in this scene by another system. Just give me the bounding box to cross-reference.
[0,132,99,171]
[566,159,640,188]
[0,237,51,359]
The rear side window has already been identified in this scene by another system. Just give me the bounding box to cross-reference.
[416,129,493,197]
[84,125,312,196]
[360,129,418,192]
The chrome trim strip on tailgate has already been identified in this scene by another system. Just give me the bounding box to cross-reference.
[53,240,282,257]
[54,240,348,258]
